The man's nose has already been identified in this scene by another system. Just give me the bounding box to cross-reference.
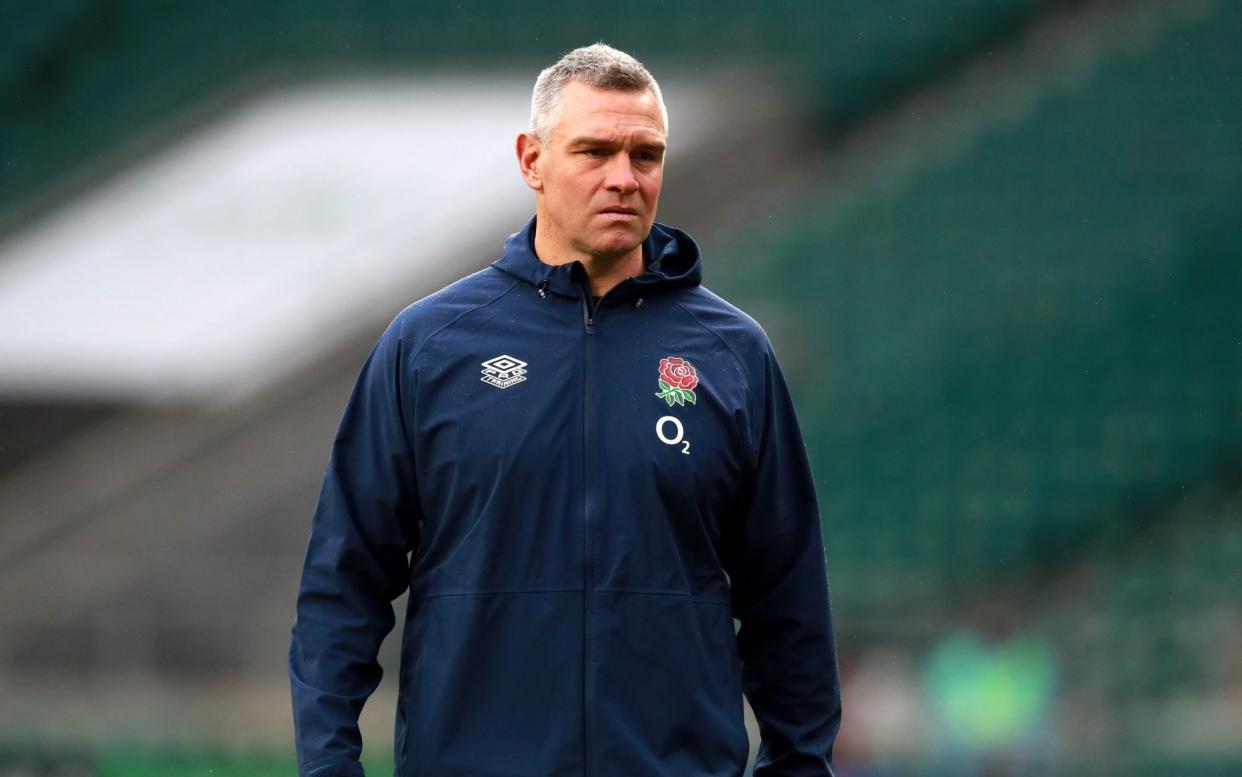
[604,154,639,194]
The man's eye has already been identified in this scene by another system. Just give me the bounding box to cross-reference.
[584,148,603,156]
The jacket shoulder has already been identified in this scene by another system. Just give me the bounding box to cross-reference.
[676,285,775,367]
[676,286,786,458]
[383,266,520,356]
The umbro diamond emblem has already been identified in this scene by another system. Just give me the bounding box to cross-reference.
[481,354,528,389]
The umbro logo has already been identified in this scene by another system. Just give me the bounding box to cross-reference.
[480,354,528,389]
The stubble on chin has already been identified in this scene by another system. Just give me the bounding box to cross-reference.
[581,231,643,261]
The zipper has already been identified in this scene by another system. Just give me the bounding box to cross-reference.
[577,272,630,776]
[581,289,602,332]
[582,280,626,331]
[579,281,596,777]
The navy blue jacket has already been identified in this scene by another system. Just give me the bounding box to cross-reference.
[289,216,841,777]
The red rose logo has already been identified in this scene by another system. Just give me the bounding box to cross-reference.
[659,357,698,390]
[655,356,699,406]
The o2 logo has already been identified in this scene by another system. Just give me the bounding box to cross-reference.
[656,415,690,454]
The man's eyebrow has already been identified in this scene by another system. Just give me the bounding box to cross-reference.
[566,136,618,148]
[567,136,667,152]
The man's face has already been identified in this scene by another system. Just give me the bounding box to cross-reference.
[523,80,667,259]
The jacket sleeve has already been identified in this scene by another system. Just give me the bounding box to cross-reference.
[724,339,842,777]
[288,317,422,777]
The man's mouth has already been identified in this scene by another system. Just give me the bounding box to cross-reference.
[599,207,639,218]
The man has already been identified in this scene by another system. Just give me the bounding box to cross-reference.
[289,43,841,777]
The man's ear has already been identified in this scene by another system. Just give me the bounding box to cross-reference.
[516,132,544,191]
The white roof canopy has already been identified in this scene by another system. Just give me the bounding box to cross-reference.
[0,74,717,408]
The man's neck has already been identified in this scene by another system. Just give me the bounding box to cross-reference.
[534,227,644,299]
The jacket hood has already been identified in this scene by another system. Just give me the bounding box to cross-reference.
[491,215,702,301]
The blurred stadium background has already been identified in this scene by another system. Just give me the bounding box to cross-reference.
[1,1,1239,775]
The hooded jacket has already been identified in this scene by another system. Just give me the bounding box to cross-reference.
[289,216,841,777]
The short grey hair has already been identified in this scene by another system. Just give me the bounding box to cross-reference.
[529,43,668,144]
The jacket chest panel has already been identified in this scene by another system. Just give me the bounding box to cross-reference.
[405,296,748,600]
[587,322,748,597]
[409,306,585,593]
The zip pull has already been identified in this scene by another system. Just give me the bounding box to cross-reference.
[537,280,548,299]
[634,297,644,308]
[581,295,595,331]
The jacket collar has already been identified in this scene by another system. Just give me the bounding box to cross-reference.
[491,215,702,301]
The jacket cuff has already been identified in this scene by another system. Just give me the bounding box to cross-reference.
[302,756,366,777]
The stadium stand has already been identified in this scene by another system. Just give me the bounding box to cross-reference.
[1043,477,1242,771]
[2,1,1055,230]
[710,0,1241,621]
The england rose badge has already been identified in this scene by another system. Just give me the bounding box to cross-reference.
[655,356,698,407]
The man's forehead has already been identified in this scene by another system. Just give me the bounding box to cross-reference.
[555,82,665,132]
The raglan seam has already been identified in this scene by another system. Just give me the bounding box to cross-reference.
[406,273,522,367]
[671,297,762,461]
[670,298,751,398]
